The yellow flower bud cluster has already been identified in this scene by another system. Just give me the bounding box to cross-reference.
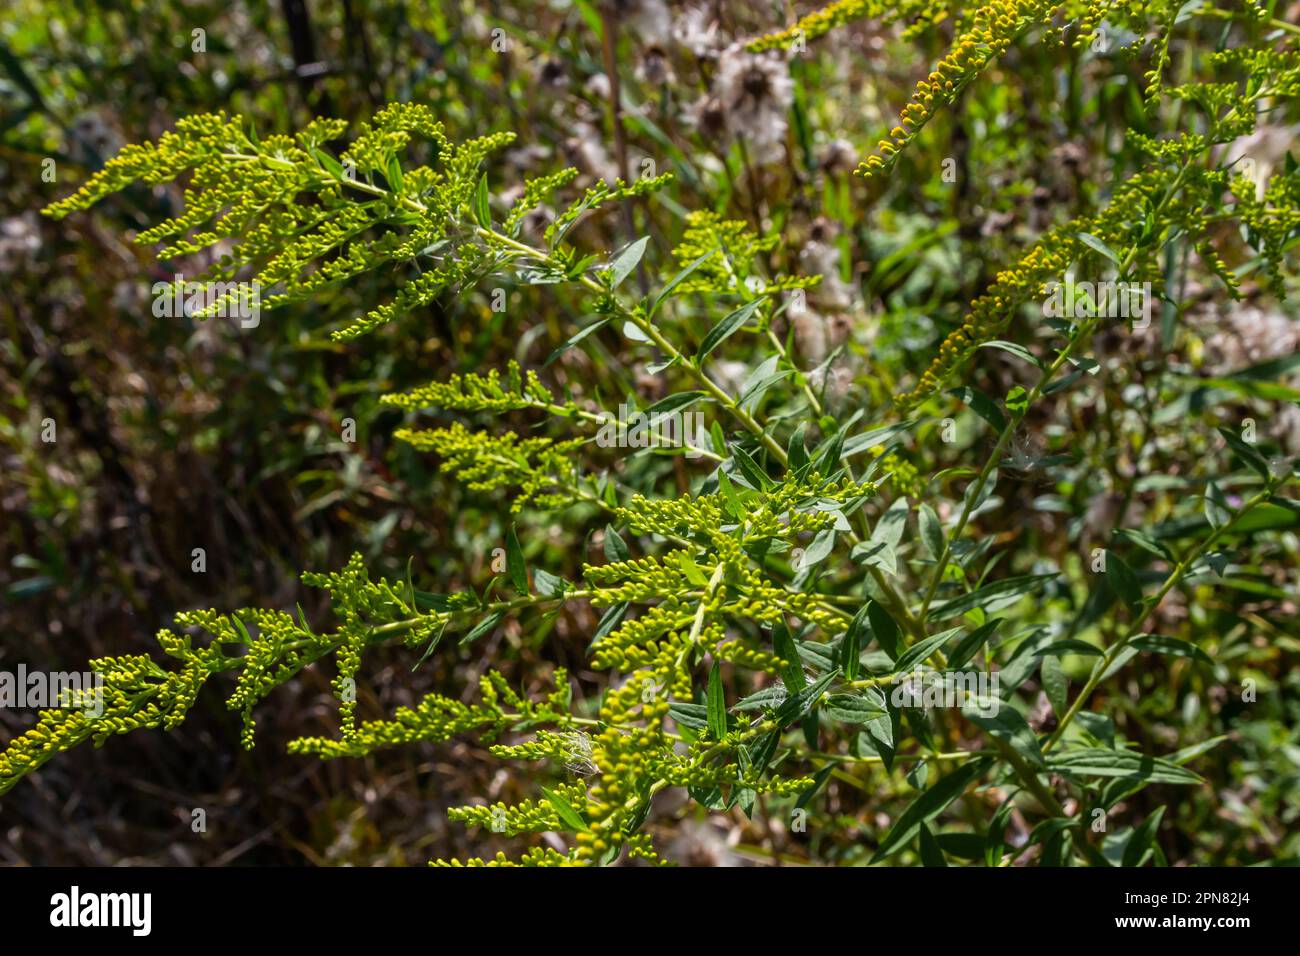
[713,638,790,676]
[431,848,578,867]
[395,422,587,513]
[381,361,559,416]
[746,0,890,54]
[896,163,1182,408]
[859,1,1058,178]
[448,782,590,836]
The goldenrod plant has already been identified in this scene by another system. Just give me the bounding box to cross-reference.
[2,0,1298,867]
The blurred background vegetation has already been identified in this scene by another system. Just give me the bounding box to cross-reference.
[1,0,1297,865]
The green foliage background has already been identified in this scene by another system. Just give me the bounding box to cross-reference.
[0,0,1297,865]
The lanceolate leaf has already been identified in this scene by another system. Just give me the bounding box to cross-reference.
[822,693,886,724]
[697,298,762,361]
[840,606,866,680]
[852,498,909,575]
[706,662,727,740]
[894,626,961,674]
[867,600,903,661]
[929,574,1058,621]
[871,757,993,862]
[918,503,945,560]
[1121,806,1167,868]
[963,701,1045,769]
[540,786,589,832]
[505,524,528,594]
[472,173,491,227]
[460,610,504,646]
[1046,749,1203,785]
[1106,551,1144,612]
[607,236,649,289]
[1130,634,1214,666]
[603,525,630,563]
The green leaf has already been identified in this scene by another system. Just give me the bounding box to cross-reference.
[985,795,1019,867]
[867,600,902,660]
[532,568,568,597]
[795,765,835,811]
[1195,376,1300,403]
[543,317,610,366]
[1004,385,1029,417]
[840,606,865,680]
[706,662,727,740]
[651,244,718,317]
[1204,480,1231,529]
[894,626,961,673]
[1077,231,1123,266]
[1130,634,1213,666]
[386,153,405,195]
[947,618,1002,669]
[800,529,836,571]
[918,504,945,560]
[1046,748,1203,785]
[589,601,628,649]
[697,299,761,362]
[622,320,652,343]
[540,786,589,832]
[715,468,745,520]
[773,672,834,727]
[948,386,1007,432]
[822,693,886,724]
[962,701,1045,769]
[1122,806,1166,868]
[842,421,917,457]
[603,525,630,562]
[645,390,707,419]
[730,444,773,491]
[1075,712,1115,748]
[870,757,992,862]
[906,760,929,790]
[1218,426,1271,480]
[811,430,847,482]
[738,362,793,412]
[859,689,896,770]
[772,625,806,691]
[460,610,504,646]
[675,550,709,587]
[935,831,985,861]
[749,729,780,776]
[918,823,949,867]
[607,236,649,289]
[1106,551,1143,612]
[472,173,491,227]
[1114,528,1173,561]
[732,686,788,712]
[1041,654,1068,717]
[668,701,708,729]
[852,498,909,575]
[929,573,1058,621]
[787,422,810,474]
[505,525,528,594]
[313,148,346,180]
[979,340,1042,368]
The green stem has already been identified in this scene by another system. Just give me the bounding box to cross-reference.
[917,162,1193,621]
[1043,483,1279,753]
